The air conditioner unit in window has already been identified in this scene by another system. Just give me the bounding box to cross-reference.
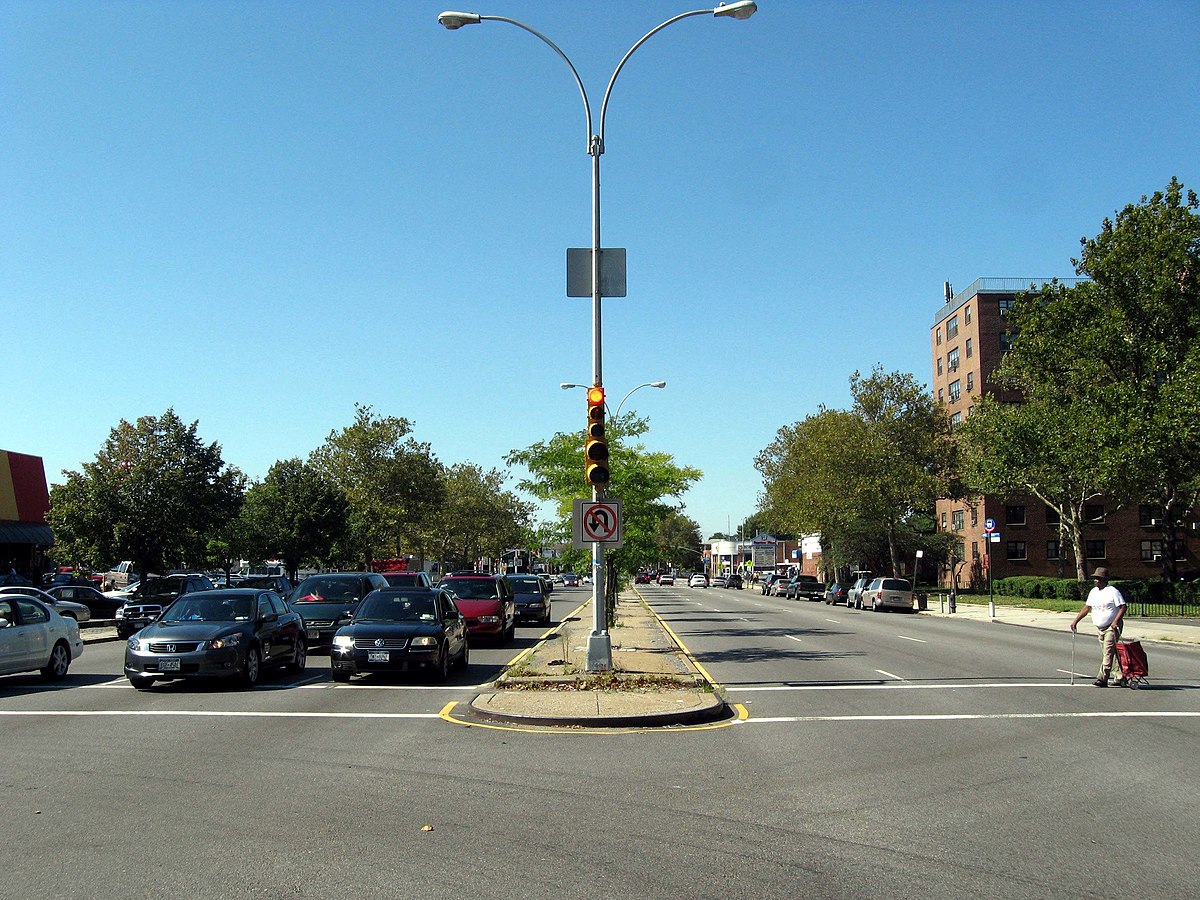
[948,362,958,370]
[1150,518,1160,525]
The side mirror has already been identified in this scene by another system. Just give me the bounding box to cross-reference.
[261,612,279,623]
[0,617,9,628]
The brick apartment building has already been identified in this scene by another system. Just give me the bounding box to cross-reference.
[930,278,1198,589]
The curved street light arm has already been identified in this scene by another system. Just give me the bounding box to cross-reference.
[475,15,593,150]
[612,381,667,419]
[598,8,714,144]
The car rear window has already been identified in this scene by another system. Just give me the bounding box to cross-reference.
[441,578,499,599]
[291,577,365,603]
[881,579,912,591]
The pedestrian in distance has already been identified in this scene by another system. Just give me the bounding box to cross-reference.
[1070,567,1128,687]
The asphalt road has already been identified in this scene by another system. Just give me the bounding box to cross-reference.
[3,582,1198,899]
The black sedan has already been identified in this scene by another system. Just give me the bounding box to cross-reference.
[44,584,124,618]
[329,589,468,682]
[123,589,306,690]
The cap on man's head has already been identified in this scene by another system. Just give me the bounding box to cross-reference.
[1092,567,1110,580]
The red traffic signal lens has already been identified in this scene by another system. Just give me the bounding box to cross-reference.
[587,386,605,405]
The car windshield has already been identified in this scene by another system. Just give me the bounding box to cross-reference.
[291,578,363,604]
[383,574,422,587]
[138,579,186,599]
[440,579,497,599]
[356,593,437,622]
[163,594,253,622]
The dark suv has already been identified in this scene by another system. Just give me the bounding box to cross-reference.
[287,573,390,652]
[381,571,434,589]
[115,574,215,639]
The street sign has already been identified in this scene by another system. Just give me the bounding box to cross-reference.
[989,532,1001,543]
[984,518,996,533]
[567,248,627,297]
[572,498,624,549]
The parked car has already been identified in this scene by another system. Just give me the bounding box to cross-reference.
[785,574,825,601]
[657,572,675,586]
[287,573,390,652]
[504,573,552,625]
[689,573,709,588]
[824,582,848,605]
[0,585,91,623]
[846,572,875,609]
[115,574,215,639]
[102,560,136,592]
[436,574,516,644]
[726,573,744,590]
[44,584,123,618]
[330,588,468,682]
[761,573,787,596]
[104,580,140,601]
[634,572,652,584]
[862,577,915,612]
[123,588,306,689]
[381,572,433,590]
[712,575,729,588]
[0,594,83,680]
[238,574,294,595]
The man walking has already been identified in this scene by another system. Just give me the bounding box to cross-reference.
[1070,567,1127,687]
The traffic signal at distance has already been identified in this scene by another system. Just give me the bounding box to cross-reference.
[585,385,609,487]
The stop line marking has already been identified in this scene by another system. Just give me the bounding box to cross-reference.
[0,710,445,720]
[740,711,1200,723]
[730,681,1080,692]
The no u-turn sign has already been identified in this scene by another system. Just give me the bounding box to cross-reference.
[572,498,624,549]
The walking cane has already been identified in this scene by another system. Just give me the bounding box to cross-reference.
[1070,628,1076,686]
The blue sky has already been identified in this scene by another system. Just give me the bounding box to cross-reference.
[3,0,1198,541]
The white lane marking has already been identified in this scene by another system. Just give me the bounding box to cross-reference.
[81,681,476,692]
[0,710,444,720]
[825,618,841,624]
[730,682,1075,692]
[739,711,1200,723]
[896,635,927,643]
[1056,669,1087,678]
[876,669,905,681]
[785,635,803,643]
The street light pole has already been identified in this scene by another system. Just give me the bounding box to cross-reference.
[440,2,757,671]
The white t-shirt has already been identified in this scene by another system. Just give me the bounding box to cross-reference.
[1087,583,1126,628]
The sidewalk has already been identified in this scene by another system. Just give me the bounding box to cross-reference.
[919,596,1200,645]
[467,592,728,729]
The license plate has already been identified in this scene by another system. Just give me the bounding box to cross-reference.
[307,629,320,640]
[160,658,181,672]
[368,650,389,662]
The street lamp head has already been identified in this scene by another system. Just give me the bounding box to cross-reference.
[649,381,667,388]
[713,1,757,19]
[438,10,482,29]
[560,382,586,390]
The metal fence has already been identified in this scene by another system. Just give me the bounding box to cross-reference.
[1129,599,1200,618]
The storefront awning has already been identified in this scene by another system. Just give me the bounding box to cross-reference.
[0,522,55,546]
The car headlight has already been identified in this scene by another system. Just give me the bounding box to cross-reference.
[410,636,437,648]
[116,607,127,619]
[332,635,355,649]
[208,634,243,650]
[127,637,140,651]
[478,615,500,624]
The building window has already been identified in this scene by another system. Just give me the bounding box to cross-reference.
[1085,540,1106,560]
[966,372,974,392]
[940,511,947,529]
[952,510,964,531]
[950,411,962,426]
[947,348,960,371]
[1047,540,1060,560]
[937,357,943,376]
[1005,505,1026,525]
[947,315,959,338]
[1045,506,1060,525]
[971,541,979,559]
[1006,541,1027,561]
[936,327,942,346]
[955,540,966,561]
[938,388,944,403]
[970,507,978,527]
[1141,540,1163,562]
[998,297,1014,315]
[964,303,972,324]
[999,331,1015,352]
[948,380,961,402]
[965,337,973,358]
[1085,504,1105,524]
[1139,505,1161,527]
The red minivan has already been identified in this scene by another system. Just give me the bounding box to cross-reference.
[436,574,516,644]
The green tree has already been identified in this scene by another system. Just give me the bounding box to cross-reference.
[421,463,532,574]
[506,412,701,625]
[654,509,703,572]
[46,410,244,581]
[241,459,349,583]
[309,404,444,569]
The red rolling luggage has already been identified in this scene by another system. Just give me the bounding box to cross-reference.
[1115,640,1149,688]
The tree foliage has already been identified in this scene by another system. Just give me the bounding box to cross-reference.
[309,404,445,569]
[421,463,532,574]
[46,410,244,579]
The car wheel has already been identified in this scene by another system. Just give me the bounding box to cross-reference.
[504,615,516,642]
[129,675,155,690]
[241,646,261,688]
[435,647,451,682]
[41,641,71,680]
[457,641,470,670]
[288,638,307,673]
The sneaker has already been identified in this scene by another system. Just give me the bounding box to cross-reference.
[1092,678,1108,687]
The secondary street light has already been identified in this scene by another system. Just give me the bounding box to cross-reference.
[560,380,666,419]
[440,2,757,671]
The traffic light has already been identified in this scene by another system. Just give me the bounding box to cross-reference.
[585,385,609,487]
